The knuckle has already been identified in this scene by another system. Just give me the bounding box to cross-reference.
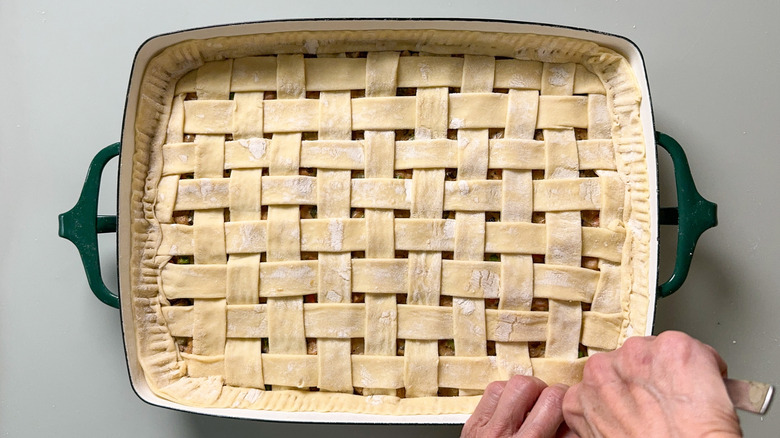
[656,330,696,360]
[479,423,507,438]
[657,330,692,347]
[582,352,613,384]
[618,337,653,372]
[619,334,648,355]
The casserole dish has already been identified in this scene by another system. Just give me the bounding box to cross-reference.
[58,19,716,423]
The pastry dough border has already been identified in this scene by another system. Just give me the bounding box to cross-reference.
[128,29,651,415]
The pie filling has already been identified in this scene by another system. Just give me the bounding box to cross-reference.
[129,29,651,415]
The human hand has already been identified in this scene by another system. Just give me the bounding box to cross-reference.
[562,331,742,438]
[461,375,571,437]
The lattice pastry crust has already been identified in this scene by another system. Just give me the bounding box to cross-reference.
[129,29,651,415]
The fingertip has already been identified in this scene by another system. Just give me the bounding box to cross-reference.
[501,374,547,407]
[544,383,569,407]
[540,383,568,408]
[506,373,547,392]
[484,375,547,433]
[515,382,568,437]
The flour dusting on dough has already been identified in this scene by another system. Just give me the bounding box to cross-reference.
[457,180,470,196]
[548,65,570,86]
[455,298,476,316]
[378,310,397,326]
[240,223,260,251]
[238,138,267,160]
[328,220,344,251]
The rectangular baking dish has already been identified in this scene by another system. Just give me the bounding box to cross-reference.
[59,19,717,423]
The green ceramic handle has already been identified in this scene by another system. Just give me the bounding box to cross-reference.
[656,132,718,298]
[58,143,121,309]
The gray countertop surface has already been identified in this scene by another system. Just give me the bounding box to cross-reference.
[2,1,779,436]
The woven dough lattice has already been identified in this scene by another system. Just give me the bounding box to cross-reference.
[131,30,649,414]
